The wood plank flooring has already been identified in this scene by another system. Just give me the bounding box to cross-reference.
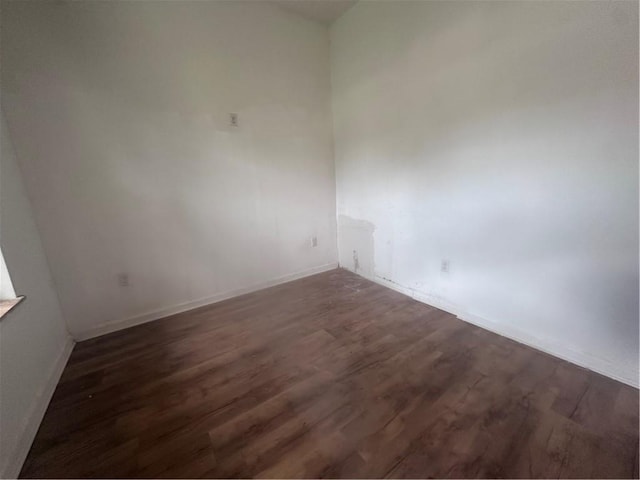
[20,268,639,478]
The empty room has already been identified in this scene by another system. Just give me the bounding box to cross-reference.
[0,0,638,478]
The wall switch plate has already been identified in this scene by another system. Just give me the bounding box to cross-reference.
[311,236,318,247]
[229,113,238,127]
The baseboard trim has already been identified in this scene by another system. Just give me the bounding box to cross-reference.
[2,336,75,479]
[344,266,639,389]
[456,311,639,388]
[75,263,340,341]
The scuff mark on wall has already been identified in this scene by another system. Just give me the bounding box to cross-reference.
[337,215,375,277]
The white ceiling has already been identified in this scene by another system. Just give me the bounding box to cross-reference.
[273,0,357,25]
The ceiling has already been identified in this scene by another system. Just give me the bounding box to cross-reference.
[273,1,358,25]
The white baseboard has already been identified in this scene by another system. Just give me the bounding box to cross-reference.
[456,311,639,389]
[2,336,75,479]
[344,265,639,389]
[75,263,339,341]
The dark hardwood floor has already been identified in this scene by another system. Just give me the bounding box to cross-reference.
[20,268,639,478]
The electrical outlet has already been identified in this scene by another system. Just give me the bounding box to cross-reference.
[311,236,318,247]
[440,260,450,274]
[229,113,238,127]
[117,273,129,287]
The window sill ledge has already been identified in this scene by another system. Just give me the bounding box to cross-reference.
[0,295,25,320]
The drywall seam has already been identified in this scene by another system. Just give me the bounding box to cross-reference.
[341,264,640,389]
[75,262,339,341]
[1,336,75,479]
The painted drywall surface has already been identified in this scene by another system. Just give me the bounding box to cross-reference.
[0,112,72,477]
[331,1,639,384]
[1,1,338,337]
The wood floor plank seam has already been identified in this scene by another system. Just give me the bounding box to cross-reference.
[19,268,639,479]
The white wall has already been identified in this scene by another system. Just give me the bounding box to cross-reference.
[331,1,639,386]
[0,112,73,478]
[1,1,338,339]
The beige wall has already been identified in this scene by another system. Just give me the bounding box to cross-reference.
[331,0,639,386]
[1,1,338,339]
